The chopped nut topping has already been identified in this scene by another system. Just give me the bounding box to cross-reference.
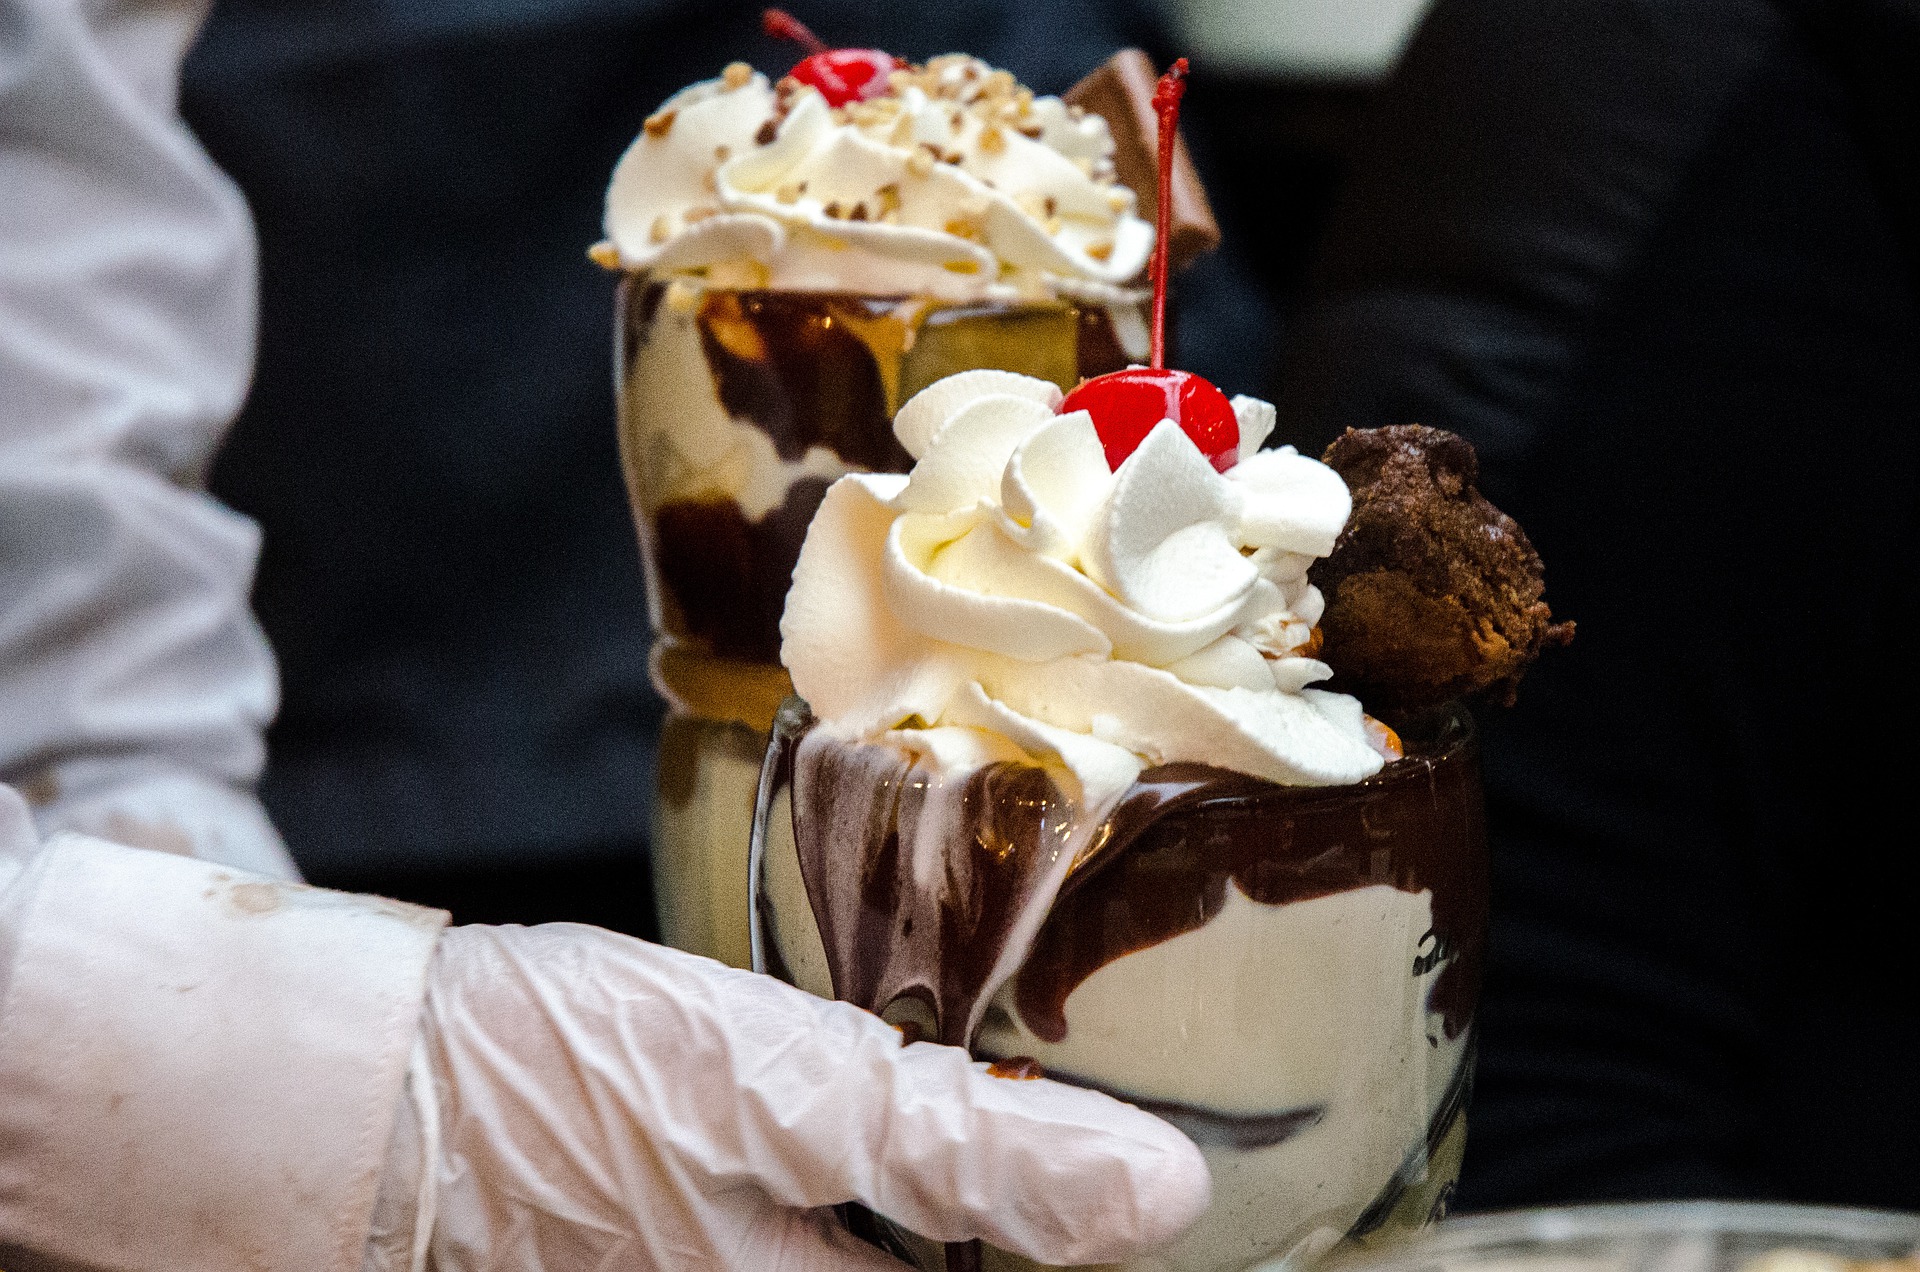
[941,151,964,164]
[942,258,981,274]
[714,144,731,162]
[979,125,1006,154]
[774,182,805,204]
[755,118,779,146]
[701,169,717,194]
[722,61,754,90]
[643,109,677,138]
[586,240,621,269]
[875,182,903,214]
[948,110,964,135]
[848,202,869,221]
[905,149,935,178]
[879,208,901,224]
[683,206,717,224]
[943,213,984,241]
[824,200,845,219]
[1086,240,1114,261]
[649,215,671,244]
[1106,188,1131,212]
[1016,123,1043,139]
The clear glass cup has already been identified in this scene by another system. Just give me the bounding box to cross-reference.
[1306,1202,1920,1272]
[615,278,1137,965]
[751,696,1489,1272]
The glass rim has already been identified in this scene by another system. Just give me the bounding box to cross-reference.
[757,696,1477,814]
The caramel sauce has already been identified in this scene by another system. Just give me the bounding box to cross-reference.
[985,1056,1045,1080]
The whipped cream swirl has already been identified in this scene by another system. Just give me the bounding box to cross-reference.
[781,370,1385,812]
[601,57,1153,301]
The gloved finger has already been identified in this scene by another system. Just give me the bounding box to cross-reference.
[592,935,1211,1265]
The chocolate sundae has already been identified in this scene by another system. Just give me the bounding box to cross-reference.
[752,63,1568,1272]
[598,16,1219,966]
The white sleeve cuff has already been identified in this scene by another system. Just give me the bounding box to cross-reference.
[0,833,449,1272]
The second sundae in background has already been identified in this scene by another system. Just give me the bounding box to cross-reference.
[598,12,1220,967]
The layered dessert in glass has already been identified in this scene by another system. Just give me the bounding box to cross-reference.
[596,35,1216,965]
[750,361,1568,1269]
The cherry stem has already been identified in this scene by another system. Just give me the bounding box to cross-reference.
[1148,57,1188,370]
[761,8,831,56]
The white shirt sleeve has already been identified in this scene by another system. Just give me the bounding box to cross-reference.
[0,784,449,1272]
[0,0,294,880]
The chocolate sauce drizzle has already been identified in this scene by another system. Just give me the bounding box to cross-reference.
[1017,724,1488,1045]
[790,734,1083,1047]
[790,709,1486,1052]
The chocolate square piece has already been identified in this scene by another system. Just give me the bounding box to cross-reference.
[1065,48,1221,272]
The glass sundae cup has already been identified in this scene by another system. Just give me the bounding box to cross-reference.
[751,695,1487,1272]
[594,45,1196,964]
[732,269,1571,1266]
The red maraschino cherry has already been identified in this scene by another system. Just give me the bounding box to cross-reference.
[762,9,903,108]
[1058,59,1239,473]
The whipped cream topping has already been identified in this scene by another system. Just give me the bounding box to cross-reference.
[601,57,1154,302]
[780,370,1385,814]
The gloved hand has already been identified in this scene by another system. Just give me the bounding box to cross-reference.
[366,923,1210,1271]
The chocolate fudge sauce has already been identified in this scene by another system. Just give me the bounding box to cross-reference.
[788,708,1485,1051]
[617,280,1131,670]
[1018,717,1487,1044]
[789,732,1085,1047]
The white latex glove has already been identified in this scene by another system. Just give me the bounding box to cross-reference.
[368,924,1211,1271]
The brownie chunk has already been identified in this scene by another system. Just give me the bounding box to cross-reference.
[1311,425,1573,712]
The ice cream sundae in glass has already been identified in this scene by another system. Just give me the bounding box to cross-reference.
[748,62,1571,1272]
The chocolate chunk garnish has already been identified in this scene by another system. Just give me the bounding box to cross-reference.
[1313,425,1574,713]
[1063,49,1220,273]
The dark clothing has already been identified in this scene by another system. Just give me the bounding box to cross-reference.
[1281,0,1920,1210]
[179,0,1195,885]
